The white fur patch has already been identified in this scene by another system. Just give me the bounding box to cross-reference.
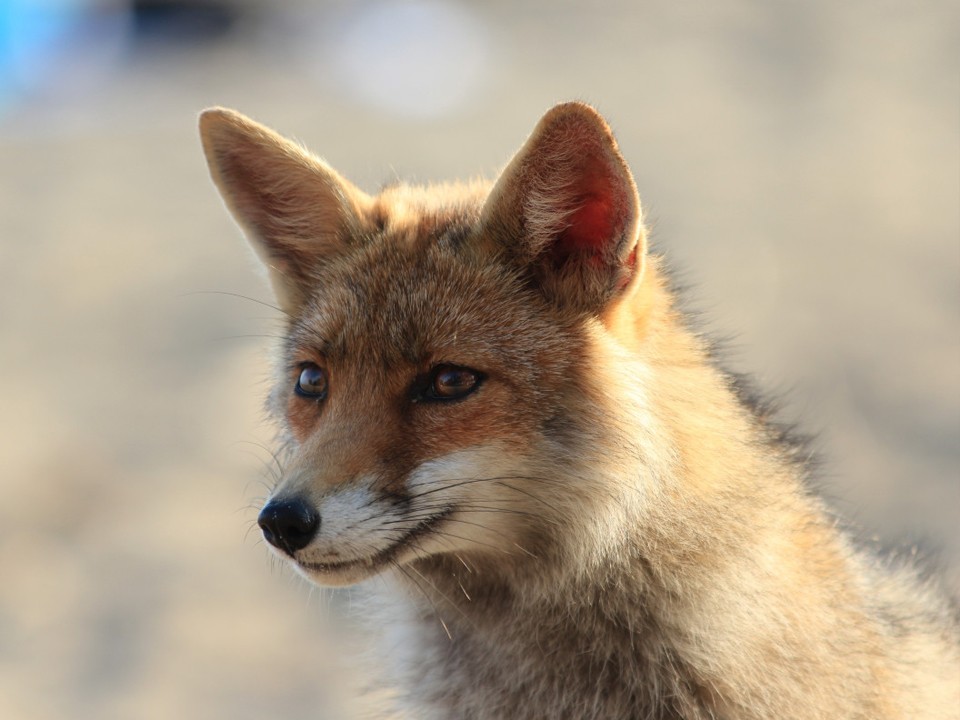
[296,444,529,567]
[297,482,400,565]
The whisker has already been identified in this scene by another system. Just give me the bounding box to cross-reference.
[407,479,566,519]
[392,560,453,641]
[403,545,476,626]
[235,497,266,514]
[489,479,565,516]
[212,333,288,342]
[244,519,264,543]
[183,289,291,317]
[433,504,559,526]
[406,474,564,502]
[359,519,512,557]
[429,530,514,556]
[371,516,499,537]
[234,440,286,479]
[512,542,539,559]
[407,474,573,517]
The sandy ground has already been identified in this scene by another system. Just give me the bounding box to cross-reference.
[0,2,957,718]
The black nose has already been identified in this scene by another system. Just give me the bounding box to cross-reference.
[257,497,320,555]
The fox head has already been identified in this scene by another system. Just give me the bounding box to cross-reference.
[200,103,662,589]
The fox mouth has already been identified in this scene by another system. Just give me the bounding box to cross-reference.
[298,508,453,576]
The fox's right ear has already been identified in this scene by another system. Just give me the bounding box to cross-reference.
[199,108,373,314]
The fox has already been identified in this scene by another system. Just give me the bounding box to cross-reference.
[199,102,960,720]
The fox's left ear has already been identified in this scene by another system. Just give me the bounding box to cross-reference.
[482,102,645,314]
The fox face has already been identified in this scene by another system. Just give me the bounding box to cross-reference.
[200,103,652,588]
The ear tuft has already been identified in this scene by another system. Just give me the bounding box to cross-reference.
[482,102,645,312]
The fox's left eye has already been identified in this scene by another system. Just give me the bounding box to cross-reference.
[295,363,328,399]
[422,364,483,401]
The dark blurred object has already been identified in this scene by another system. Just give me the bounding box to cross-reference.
[131,0,242,45]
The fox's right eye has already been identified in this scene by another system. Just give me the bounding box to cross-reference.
[295,363,328,399]
[420,364,483,402]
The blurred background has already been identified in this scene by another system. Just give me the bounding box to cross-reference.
[0,1,957,718]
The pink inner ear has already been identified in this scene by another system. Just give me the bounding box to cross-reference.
[555,193,616,262]
[551,154,624,264]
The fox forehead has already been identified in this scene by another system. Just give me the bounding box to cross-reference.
[373,179,492,234]
[285,202,568,371]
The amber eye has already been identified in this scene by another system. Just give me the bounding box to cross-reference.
[295,363,328,399]
[422,364,483,401]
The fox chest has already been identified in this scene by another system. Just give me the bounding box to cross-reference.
[379,596,714,720]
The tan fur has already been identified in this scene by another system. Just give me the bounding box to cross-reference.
[200,103,960,719]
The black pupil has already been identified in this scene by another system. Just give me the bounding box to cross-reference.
[299,365,326,394]
[435,368,474,395]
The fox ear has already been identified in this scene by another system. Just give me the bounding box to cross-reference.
[199,108,373,314]
[482,102,644,313]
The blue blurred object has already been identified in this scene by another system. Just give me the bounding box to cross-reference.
[0,0,239,118]
[0,0,85,107]
[0,0,71,102]
[0,0,134,117]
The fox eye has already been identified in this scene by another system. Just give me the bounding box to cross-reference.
[295,363,328,399]
[423,364,483,401]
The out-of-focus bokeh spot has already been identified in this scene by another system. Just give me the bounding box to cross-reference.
[326,0,491,118]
